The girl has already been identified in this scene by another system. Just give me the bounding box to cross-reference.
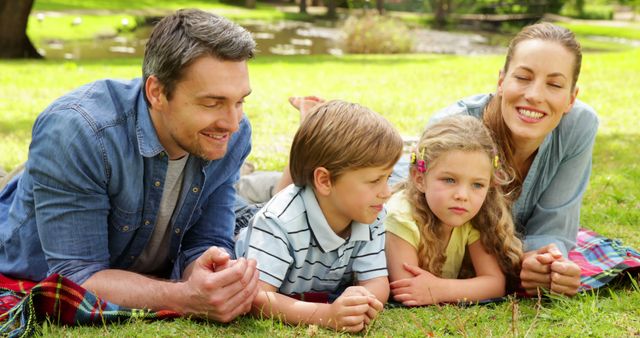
[385,115,522,305]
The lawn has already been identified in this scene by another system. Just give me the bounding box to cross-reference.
[1,46,639,335]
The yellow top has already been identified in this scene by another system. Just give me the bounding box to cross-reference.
[384,191,480,279]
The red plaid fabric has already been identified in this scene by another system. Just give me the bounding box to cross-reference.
[0,274,179,336]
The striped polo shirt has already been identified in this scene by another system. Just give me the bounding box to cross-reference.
[235,184,387,295]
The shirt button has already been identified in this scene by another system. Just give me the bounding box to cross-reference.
[175,228,181,234]
[192,187,199,193]
[154,181,161,187]
[144,220,151,225]
[122,225,129,231]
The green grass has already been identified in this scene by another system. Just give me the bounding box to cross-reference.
[1,50,640,337]
[558,21,640,41]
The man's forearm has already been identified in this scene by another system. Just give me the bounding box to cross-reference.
[82,269,186,313]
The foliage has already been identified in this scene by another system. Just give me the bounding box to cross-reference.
[560,3,615,20]
[341,14,414,53]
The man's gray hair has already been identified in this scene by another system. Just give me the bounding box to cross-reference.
[142,9,256,102]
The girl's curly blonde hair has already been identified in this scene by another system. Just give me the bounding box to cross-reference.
[404,115,522,285]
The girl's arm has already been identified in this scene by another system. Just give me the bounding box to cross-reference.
[357,276,389,304]
[390,240,505,305]
[386,233,420,281]
[252,281,373,332]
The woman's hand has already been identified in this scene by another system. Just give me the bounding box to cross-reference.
[520,243,581,296]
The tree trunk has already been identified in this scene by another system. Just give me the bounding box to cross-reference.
[299,0,307,14]
[326,0,337,18]
[431,0,448,28]
[376,0,384,14]
[0,0,42,59]
[245,0,256,9]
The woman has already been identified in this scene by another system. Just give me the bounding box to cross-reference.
[393,22,597,296]
[240,22,597,296]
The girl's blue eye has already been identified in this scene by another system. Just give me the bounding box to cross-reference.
[472,183,484,189]
[443,178,455,184]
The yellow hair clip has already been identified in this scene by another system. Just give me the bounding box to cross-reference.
[493,155,499,169]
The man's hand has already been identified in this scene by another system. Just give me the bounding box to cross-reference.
[520,244,580,296]
[181,247,260,322]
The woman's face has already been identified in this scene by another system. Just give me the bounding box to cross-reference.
[498,39,578,148]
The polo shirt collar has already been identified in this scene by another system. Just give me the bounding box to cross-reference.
[301,186,371,253]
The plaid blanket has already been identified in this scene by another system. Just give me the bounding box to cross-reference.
[570,228,640,291]
[0,274,179,337]
[1,228,639,335]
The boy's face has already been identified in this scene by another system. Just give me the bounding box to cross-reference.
[321,165,393,233]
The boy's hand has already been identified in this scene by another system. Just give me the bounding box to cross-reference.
[288,96,325,121]
[390,263,442,306]
[341,285,384,323]
[328,286,372,332]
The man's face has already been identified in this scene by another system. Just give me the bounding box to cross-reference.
[151,56,251,160]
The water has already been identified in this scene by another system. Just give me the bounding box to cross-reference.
[36,20,344,60]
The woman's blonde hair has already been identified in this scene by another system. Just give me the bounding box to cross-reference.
[289,100,403,187]
[405,115,522,282]
[485,22,582,199]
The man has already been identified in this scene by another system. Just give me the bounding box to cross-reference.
[0,9,259,322]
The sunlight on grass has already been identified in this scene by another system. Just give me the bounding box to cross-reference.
[2,48,639,337]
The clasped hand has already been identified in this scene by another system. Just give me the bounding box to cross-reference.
[329,286,383,332]
[181,247,260,322]
[520,243,581,296]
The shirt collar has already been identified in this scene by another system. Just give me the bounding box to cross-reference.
[300,186,372,253]
[135,79,165,158]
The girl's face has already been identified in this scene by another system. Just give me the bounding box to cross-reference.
[498,39,578,148]
[412,150,492,232]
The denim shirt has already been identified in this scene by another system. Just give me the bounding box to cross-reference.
[432,94,599,256]
[0,78,251,284]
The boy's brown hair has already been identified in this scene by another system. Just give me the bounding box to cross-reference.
[289,100,403,187]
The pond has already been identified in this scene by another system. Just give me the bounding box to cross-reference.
[35,19,510,60]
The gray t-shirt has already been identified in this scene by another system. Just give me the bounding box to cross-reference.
[130,155,189,274]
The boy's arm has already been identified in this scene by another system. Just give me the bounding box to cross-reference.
[252,281,371,332]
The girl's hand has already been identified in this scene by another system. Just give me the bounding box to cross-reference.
[328,286,372,332]
[389,263,443,306]
[521,243,580,296]
[288,96,325,121]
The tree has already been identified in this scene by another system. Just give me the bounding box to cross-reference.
[429,0,453,28]
[300,0,308,14]
[0,0,41,59]
[376,0,384,14]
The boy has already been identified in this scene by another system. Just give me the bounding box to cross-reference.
[235,100,403,332]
